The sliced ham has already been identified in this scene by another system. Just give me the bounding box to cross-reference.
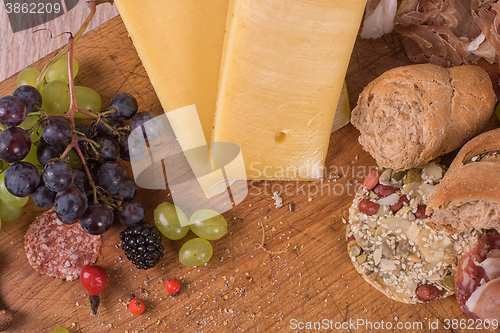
[465,278,500,321]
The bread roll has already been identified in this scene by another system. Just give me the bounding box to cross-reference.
[427,128,500,233]
[351,64,497,171]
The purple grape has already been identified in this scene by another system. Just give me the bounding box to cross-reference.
[13,85,42,113]
[80,204,114,235]
[114,177,137,201]
[72,169,90,193]
[117,130,146,162]
[96,161,128,194]
[56,212,78,225]
[4,162,40,197]
[36,139,66,166]
[42,160,73,192]
[31,185,56,208]
[108,93,138,121]
[117,200,144,227]
[130,111,162,142]
[42,118,73,146]
[75,123,95,138]
[54,185,88,223]
[0,95,27,127]
[87,159,102,180]
[75,123,95,151]
[96,116,122,138]
[0,127,31,163]
[94,136,119,161]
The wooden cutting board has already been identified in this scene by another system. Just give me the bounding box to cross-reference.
[0,16,498,333]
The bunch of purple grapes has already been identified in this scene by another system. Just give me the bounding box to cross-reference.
[0,86,159,235]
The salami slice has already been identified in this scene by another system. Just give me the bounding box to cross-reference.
[24,208,101,281]
[455,231,500,319]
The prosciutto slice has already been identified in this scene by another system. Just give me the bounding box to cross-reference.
[477,256,500,280]
[465,278,500,321]
[455,231,500,319]
[361,0,500,67]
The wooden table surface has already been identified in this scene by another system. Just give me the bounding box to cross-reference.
[0,12,498,333]
[0,1,118,82]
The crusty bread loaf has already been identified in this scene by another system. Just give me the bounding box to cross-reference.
[351,64,497,171]
[427,128,500,233]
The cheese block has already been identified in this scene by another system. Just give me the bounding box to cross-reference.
[331,82,350,133]
[114,0,230,144]
[213,0,366,180]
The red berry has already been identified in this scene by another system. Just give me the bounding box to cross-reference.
[80,265,108,315]
[80,265,108,296]
[129,298,145,315]
[165,278,181,295]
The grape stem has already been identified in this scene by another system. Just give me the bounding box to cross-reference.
[34,0,114,90]
[36,10,117,207]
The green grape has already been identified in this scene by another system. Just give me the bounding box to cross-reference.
[19,116,42,142]
[189,209,227,240]
[75,86,102,119]
[17,67,40,87]
[45,55,79,84]
[0,218,2,230]
[41,81,70,114]
[179,238,213,266]
[0,199,24,222]
[40,79,48,92]
[65,149,82,169]
[0,172,29,208]
[50,328,70,333]
[154,202,189,240]
[21,144,42,169]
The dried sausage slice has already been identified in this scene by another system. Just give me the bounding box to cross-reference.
[24,208,101,281]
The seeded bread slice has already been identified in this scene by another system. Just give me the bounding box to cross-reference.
[427,128,500,233]
[351,64,496,171]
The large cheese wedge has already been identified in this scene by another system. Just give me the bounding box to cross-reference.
[113,0,230,144]
[213,0,366,180]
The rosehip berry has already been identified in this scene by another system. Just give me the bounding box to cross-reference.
[165,278,181,295]
[80,264,108,315]
[129,298,145,315]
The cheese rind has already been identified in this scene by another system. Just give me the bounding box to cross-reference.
[213,0,366,180]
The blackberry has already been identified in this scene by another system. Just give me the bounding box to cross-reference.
[120,222,164,269]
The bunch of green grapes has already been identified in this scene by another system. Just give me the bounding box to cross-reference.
[154,202,228,266]
[18,55,102,117]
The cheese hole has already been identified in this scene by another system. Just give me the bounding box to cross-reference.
[275,131,287,144]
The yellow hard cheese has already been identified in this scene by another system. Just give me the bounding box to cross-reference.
[213,0,366,180]
[114,0,230,144]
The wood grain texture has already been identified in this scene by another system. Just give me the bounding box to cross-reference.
[0,1,118,82]
[0,16,498,333]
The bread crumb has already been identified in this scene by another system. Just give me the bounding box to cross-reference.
[272,191,282,208]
